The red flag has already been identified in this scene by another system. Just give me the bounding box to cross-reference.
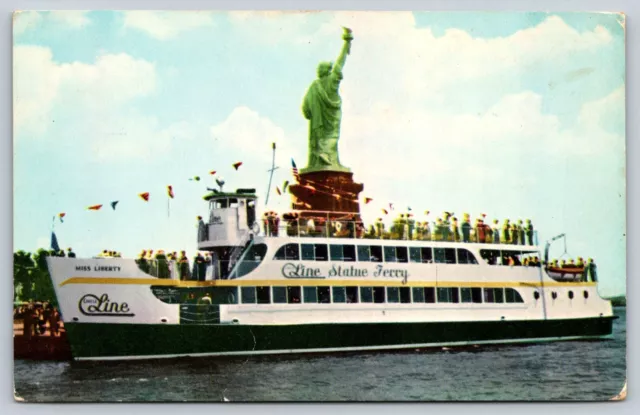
[364,197,373,204]
[276,186,282,195]
[232,161,243,170]
[167,185,174,199]
[139,192,150,202]
[87,204,102,211]
[209,170,217,175]
[382,209,389,215]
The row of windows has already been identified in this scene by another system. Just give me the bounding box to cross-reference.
[237,286,524,305]
[275,243,479,265]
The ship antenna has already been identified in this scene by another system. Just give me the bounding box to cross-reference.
[264,142,279,206]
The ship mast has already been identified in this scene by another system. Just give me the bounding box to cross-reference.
[264,142,279,206]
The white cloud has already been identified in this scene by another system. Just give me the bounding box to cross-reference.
[210,106,287,156]
[49,11,91,28]
[13,11,43,35]
[123,11,215,40]
[14,45,156,135]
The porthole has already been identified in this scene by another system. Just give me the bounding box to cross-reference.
[568,291,574,300]
[533,291,540,300]
[551,292,557,300]
[72,317,79,322]
[583,290,589,299]
[160,318,168,323]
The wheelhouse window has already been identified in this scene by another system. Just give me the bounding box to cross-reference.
[360,286,373,303]
[332,287,346,303]
[437,287,460,303]
[274,243,300,260]
[273,286,287,304]
[457,249,478,264]
[434,248,456,264]
[287,286,301,303]
[386,287,400,303]
[256,286,271,304]
[346,287,359,303]
[303,286,317,303]
[505,288,524,303]
[241,286,256,304]
[460,287,483,303]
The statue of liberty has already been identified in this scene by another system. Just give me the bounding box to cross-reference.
[301,27,353,173]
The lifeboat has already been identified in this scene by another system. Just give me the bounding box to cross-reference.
[546,266,585,282]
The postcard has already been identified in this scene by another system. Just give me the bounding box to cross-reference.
[13,10,626,402]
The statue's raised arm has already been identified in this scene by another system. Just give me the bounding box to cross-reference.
[331,27,354,79]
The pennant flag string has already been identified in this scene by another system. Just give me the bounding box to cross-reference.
[87,204,103,211]
[111,201,119,210]
[139,192,150,202]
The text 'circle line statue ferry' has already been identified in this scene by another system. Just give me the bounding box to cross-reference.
[47,28,615,361]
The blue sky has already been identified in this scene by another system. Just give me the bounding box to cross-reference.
[13,11,625,296]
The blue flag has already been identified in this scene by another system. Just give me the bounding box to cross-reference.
[51,232,60,252]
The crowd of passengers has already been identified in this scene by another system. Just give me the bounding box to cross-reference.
[13,301,62,339]
[135,249,214,281]
[264,211,536,245]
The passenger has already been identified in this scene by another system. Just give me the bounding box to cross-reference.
[414,222,423,240]
[263,212,270,235]
[568,258,576,268]
[560,259,568,269]
[451,217,460,242]
[510,223,519,245]
[67,247,76,258]
[480,218,489,243]
[365,224,377,239]
[502,220,511,244]
[434,218,444,241]
[508,256,515,267]
[523,257,530,267]
[525,219,534,245]
[441,213,451,241]
[492,219,500,244]
[423,221,432,241]
[407,215,416,240]
[155,250,169,279]
[461,214,471,243]
[532,256,540,267]
[576,257,585,269]
[347,215,357,238]
[586,258,597,282]
[57,249,66,257]
[179,251,190,280]
[146,249,154,260]
[517,220,525,245]
[273,213,280,237]
[306,218,316,235]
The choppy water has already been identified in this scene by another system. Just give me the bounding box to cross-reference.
[14,308,626,402]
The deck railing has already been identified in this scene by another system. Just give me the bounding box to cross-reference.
[260,213,539,246]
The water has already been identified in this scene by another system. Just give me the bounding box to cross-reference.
[13,308,626,402]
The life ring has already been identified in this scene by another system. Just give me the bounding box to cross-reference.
[251,222,260,234]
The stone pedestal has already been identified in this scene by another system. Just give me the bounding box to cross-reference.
[288,170,364,222]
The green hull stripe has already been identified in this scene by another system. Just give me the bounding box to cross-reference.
[64,317,615,360]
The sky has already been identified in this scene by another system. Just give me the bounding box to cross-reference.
[13,11,626,296]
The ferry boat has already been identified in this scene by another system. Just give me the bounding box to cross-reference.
[46,187,615,361]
